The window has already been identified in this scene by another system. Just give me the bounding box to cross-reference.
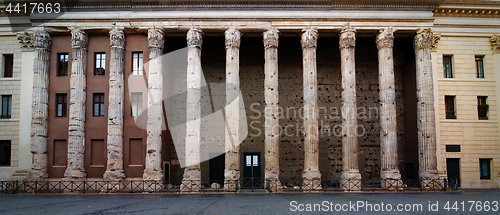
[0,140,11,166]
[3,54,13,78]
[445,96,456,119]
[446,145,461,152]
[1,95,12,119]
[94,52,106,76]
[93,93,105,116]
[57,53,69,76]
[132,52,143,75]
[477,96,488,120]
[131,92,142,117]
[56,94,67,117]
[479,159,491,179]
[443,55,453,78]
[475,56,484,78]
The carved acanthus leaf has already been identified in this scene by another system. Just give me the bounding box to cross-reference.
[491,35,500,52]
[413,28,435,50]
[187,28,203,49]
[263,28,279,49]
[34,31,51,50]
[225,28,242,49]
[148,28,164,49]
[70,28,88,50]
[16,31,34,50]
[339,24,356,50]
[109,27,125,49]
[301,27,318,49]
[376,27,394,50]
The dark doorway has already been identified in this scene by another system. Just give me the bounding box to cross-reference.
[209,154,225,186]
[243,153,261,188]
[446,158,460,187]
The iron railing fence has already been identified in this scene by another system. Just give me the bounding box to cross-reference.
[265,178,460,193]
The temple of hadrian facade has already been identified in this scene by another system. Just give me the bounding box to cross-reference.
[0,0,499,190]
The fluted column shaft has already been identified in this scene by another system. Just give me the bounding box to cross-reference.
[414,28,439,180]
[64,29,88,179]
[104,28,126,180]
[301,27,321,191]
[263,28,282,192]
[181,28,203,192]
[143,28,164,181]
[376,28,402,183]
[340,25,362,189]
[29,31,51,179]
[224,28,241,191]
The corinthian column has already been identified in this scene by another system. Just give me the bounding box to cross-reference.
[29,31,51,180]
[413,28,439,181]
[64,29,88,179]
[181,28,203,192]
[224,28,241,192]
[339,24,361,190]
[300,27,321,191]
[143,28,164,181]
[263,28,282,192]
[376,28,402,189]
[103,28,126,180]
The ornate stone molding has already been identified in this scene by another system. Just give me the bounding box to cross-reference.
[187,28,203,49]
[339,24,356,50]
[376,27,394,50]
[34,31,51,50]
[263,28,279,49]
[432,34,441,51]
[16,31,34,50]
[413,28,436,50]
[434,8,500,18]
[225,28,242,49]
[70,28,88,50]
[491,35,500,52]
[148,28,164,49]
[300,27,318,50]
[109,27,125,49]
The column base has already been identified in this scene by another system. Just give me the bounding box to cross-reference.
[381,170,403,190]
[264,178,283,193]
[223,179,240,192]
[180,166,201,192]
[302,170,322,191]
[419,170,442,190]
[103,169,126,181]
[63,169,86,180]
[24,169,48,181]
[341,170,362,191]
[142,168,163,181]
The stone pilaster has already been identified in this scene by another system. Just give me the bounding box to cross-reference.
[143,28,164,181]
[224,27,241,192]
[413,28,439,181]
[181,28,203,192]
[376,28,402,189]
[263,28,282,192]
[103,27,126,180]
[27,31,51,180]
[64,28,88,179]
[300,27,321,191]
[339,24,362,191]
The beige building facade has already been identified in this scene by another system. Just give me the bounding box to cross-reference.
[0,0,499,190]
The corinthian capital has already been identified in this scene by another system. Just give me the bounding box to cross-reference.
[17,31,34,50]
[148,28,164,49]
[187,28,203,49]
[376,27,394,50]
[301,27,318,49]
[263,28,279,49]
[34,31,51,50]
[339,24,356,50]
[70,28,88,50]
[109,27,125,49]
[225,28,242,49]
[491,35,500,52]
[413,28,439,51]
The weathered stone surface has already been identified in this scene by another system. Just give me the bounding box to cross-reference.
[103,27,126,180]
[27,30,51,180]
[376,27,402,188]
[224,27,241,192]
[492,35,500,52]
[413,28,438,180]
[263,28,282,192]
[64,28,88,179]
[339,24,361,190]
[300,27,321,191]
[143,28,164,181]
[181,28,203,192]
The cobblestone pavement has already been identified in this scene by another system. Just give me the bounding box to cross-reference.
[0,189,499,214]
